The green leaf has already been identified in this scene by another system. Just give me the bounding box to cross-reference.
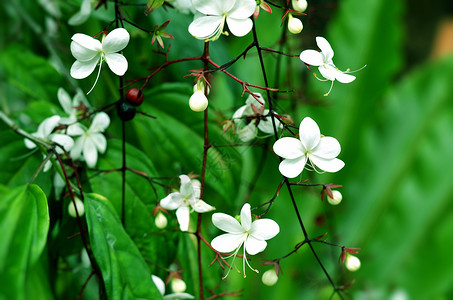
[84,193,163,300]
[145,0,164,15]
[0,184,50,300]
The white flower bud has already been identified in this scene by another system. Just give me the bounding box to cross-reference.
[155,212,168,229]
[292,0,308,12]
[189,91,208,112]
[171,278,187,293]
[345,254,361,272]
[288,15,303,34]
[327,190,342,205]
[262,269,278,286]
[68,197,85,218]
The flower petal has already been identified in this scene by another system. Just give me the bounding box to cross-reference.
[309,156,345,173]
[102,28,130,53]
[89,112,110,133]
[278,156,307,178]
[240,203,252,231]
[51,134,74,153]
[316,36,334,61]
[299,50,324,66]
[226,17,253,37]
[312,136,341,159]
[192,0,226,15]
[67,123,86,136]
[24,137,37,149]
[335,72,356,83]
[257,117,275,134]
[71,40,99,62]
[212,212,243,233]
[299,117,320,151]
[71,33,102,52]
[232,105,247,121]
[318,65,337,81]
[250,219,279,240]
[188,16,223,40]
[211,233,245,253]
[176,206,190,231]
[151,275,165,296]
[273,137,304,159]
[163,293,195,300]
[245,93,265,108]
[104,53,128,76]
[160,192,183,210]
[245,235,267,255]
[58,88,73,114]
[68,0,92,26]
[190,199,215,213]
[83,137,97,167]
[228,0,256,19]
[238,123,257,142]
[37,116,61,138]
[192,179,201,199]
[70,57,99,79]
[70,136,85,160]
[179,175,194,198]
[90,133,107,153]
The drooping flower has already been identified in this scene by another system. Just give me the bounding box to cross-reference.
[57,87,89,125]
[232,93,282,142]
[70,28,130,93]
[211,203,279,278]
[160,175,215,231]
[188,0,257,41]
[24,116,75,171]
[67,112,110,168]
[273,117,344,178]
[151,275,194,299]
[300,36,356,95]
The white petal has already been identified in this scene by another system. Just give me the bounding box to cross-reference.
[71,40,99,62]
[89,112,110,133]
[163,293,195,300]
[104,53,128,76]
[309,156,345,173]
[90,133,107,153]
[71,33,102,52]
[191,0,225,15]
[335,72,356,83]
[227,0,256,19]
[188,16,223,40]
[179,175,194,198]
[37,116,61,138]
[245,93,265,108]
[318,65,336,81]
[257,118,275,134]
[226,17,253,37]
[240,203,252,231]
[176,206,190,231]
[70,136,85,160]
[67,123,86,136]
[312,136,341,159]
[70,57,99,79]
[250,219,279,240]
[211,233,245,253]
[278,156,307,178]
[58,88,73,114]
[68,0,92,26]
[51,134,74,153]
[190,199,215,213]
[212,213,244,233]
[299,117,321,151]
[191,179,201,199]
[24,137,37,149]
[232,105,247,120]
[151,275,165,296]
[83,137,98,167]
[273,137,304,159]
[245,235,267,255]
[160,192,183,210]
[299,50,324,66]
[102,28,130,53]
[316,36,334,61]
[238,123,257,142]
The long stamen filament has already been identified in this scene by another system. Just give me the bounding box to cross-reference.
[87,55,103,95]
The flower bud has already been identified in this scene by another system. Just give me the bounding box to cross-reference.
[292,0,308,12]
[189,91,208,112]
[327,190,342,205]
[262,269,278,286]
[126,87,144,106]
[155,211,168,229]
[345,254,361,272]
[68,197,85,218]
[288,14,303,34]
[193,80,210,95]
[171,278,187,293]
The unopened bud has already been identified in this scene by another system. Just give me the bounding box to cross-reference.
[292,0,308,12]
[155,212,168,229]
[262,269,278,286]
[171,278,187,293]
[345,254,361,272]
[189,91,208,112]
[288,14,303,34]
[327,190,342,205]
[193,80,210,95]
[68,197,85,218]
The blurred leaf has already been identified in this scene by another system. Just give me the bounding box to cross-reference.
[84,193,163,300]
[0,184,49,300]
[145,0,164,15]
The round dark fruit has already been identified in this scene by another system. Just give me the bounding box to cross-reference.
[126,87,144,106]
[117,101,136,121]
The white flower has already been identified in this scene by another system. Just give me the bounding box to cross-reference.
[24,116,75,171]
[58,87,89,125]
[211,203,279,278]
[232,93,282,142]
[168,0,196,14]
[273,117,344,178]
[188,0,256,41]
[287,14,303,34]
[70,28,130,93]
[189,91,208,112]
[68,112,110,168]
[160,175,215,231]
[151,275,194,300]
[300,36,355,95]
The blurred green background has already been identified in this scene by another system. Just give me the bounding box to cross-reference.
[1,0,453,299]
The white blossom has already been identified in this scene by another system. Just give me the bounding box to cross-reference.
[57,87,89,125]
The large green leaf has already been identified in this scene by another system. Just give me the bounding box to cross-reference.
[84,193,163,300]
[0,184,50,300]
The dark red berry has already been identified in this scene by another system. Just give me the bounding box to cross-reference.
[117,101,136,121]
[126,87,144,106]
